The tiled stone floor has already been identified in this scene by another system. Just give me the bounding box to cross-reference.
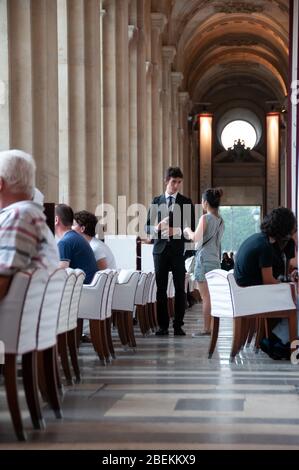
[1,302,299,449]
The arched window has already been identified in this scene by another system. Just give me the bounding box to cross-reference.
[221,120,257,150]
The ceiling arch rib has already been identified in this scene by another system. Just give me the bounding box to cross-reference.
[188,49,287,100]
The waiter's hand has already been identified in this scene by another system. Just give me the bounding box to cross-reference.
[161,227,182,238]
[155,217,169,233]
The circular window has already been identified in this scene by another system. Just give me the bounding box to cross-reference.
[221,120,257,150]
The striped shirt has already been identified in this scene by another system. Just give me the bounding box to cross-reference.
[0,200,59,276]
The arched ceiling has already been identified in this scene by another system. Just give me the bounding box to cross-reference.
[157,0,289,106]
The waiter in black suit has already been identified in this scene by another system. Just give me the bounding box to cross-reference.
[145,167,195,336]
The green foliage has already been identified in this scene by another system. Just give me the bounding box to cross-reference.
[220,206,260,253]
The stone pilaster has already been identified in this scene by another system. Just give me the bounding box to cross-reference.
[31,0,58,202]
[9,0,33,154]
[162,46,176,172]
[57,0,69,204]
[128,5,139,206]
[178,92,190,196]
[171,72,184,167]
[0,0,10,150]
[102,0,117,209]
[151,13,167,196]
[115,0,130,215]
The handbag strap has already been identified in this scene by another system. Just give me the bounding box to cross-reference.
[202,218,223,248]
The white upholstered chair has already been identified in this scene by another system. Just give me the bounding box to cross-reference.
[112,270,140,348]
[0,268,48,440]
[206,269,297,359]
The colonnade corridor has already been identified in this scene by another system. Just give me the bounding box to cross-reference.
[1,304,299,450]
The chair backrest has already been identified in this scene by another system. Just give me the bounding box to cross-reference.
[0,269,48,354]
[37,269,68,351]
[57,270,76,335]
[78,271,109,320]
[101,270,118,319]
[135,272,148,306]
[167,272,175,298]
[149,273,157,303]
[227,272,296,316]
[112,270,140,312]
[104,235,137,269]
[141,243,154,272]
[205,269,234,318]
[68,269,85,330]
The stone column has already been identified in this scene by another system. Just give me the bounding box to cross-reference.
[151,13,167,197]
[136,0,147,206]
[178,92,190,196]
[0,0,10,150]
[145,61,153,201]
[31,0,58,202]
[68,0,87,210]
[102,0,117,209]
[266,112,280,212]
[84,0,102,211]
[128,8,139,205]
[9,0,33,154]
[115,0,129,209]
[289,0,299,212]
[171,72,183,167]
[162,46,176,171]
[198,113,213,196]
[57,0,69,203]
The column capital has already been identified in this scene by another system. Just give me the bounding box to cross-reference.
[151,13,167,34]
[128,25,138,43]
[171,72,184,88]
[178,91,189,104]
[162,46,176,64]
[100,9,106,17]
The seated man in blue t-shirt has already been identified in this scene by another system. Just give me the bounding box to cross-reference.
[55,204,98,284]
[234,207,297,359]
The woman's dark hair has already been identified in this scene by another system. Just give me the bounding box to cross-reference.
[55,204,74,227]
[165,166,183,181]
[261,207,297,241]
[74,210,98,237]
[202,188,223,208]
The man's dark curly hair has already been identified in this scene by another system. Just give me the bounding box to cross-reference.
[74,210,98,237]
[260,207,297,241]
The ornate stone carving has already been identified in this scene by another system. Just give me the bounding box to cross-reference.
[162,46,176,64]
[178,92,189,105]
[151,13,167,34]
[171,72,183,89]
[214,2,264,14]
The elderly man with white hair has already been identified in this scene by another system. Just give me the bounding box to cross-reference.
[0,149,59,299]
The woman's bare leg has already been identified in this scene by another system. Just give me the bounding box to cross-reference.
[197,281,211,332]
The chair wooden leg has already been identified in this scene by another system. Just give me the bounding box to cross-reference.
[208,317,220,358]
[54,346,64,394]
[22,351,45,430]
[231,317,243,358]
[99,320,111,361]
[106,317,116,359]
[246,318,256,347]
[137,305,146,335]
[42,347,63,419]
[58,333,73,385]
[125,312,137,348]
[288,310,298,355]
[89,320,106,364]
[76,319,84,347]
[67,329,81,383]
[115,311,129,346]
[4,353,26,441]
[255,317,265,352]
